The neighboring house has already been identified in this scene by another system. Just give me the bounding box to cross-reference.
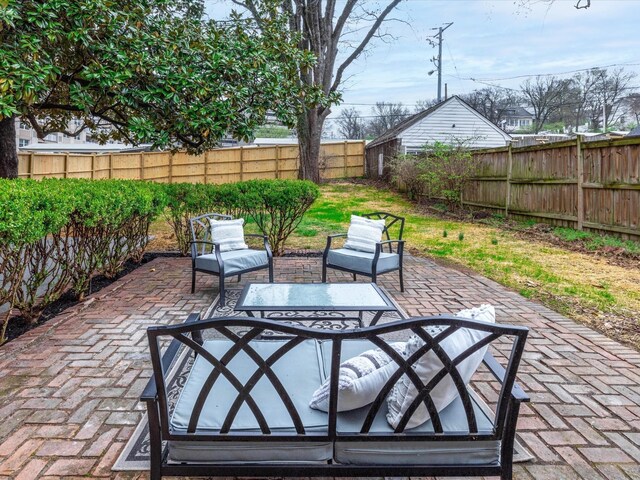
[365,96,511,177]
[15,117,121,150]
[627,125,640,137]
[502,106,534,132]
[16,117,90,149]
[510,133,572,147]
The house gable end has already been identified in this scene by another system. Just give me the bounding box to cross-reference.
[398,97,511,149]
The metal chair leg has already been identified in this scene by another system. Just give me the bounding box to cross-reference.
[399,267,404,292]
[269,262,274,283]
[191,269,196,294]
[218,276,225,306]
[352,273,357,281]
[237,274,241,282]
[322,263,327,282]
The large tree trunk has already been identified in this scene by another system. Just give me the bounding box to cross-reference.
[0,116,18,179]
[298,108,324,183]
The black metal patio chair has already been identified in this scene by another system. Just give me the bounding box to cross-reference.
[322,212,405,291]
[189,213,273,306]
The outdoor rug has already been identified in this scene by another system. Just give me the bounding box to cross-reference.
[113,288,532,471]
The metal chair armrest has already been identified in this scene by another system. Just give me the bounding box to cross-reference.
[245,234,273,258]
[140,314,202,402]
[483,351,530,402]
[324,233,348,259]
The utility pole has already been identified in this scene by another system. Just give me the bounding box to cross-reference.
[429,22,453,102]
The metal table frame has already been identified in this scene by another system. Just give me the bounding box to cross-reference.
[234,282,398,327]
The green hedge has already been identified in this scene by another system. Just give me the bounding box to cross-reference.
[0,179,167,343]
[164,180,320,256]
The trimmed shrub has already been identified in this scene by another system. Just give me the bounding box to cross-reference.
[0,179,167,342]
[164,180,320,257]
[237,180,319,256]
[65,180,168,296]
[163,183,243,255]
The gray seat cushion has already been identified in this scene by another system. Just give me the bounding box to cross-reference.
[195,249,268,275]
[322,340,500,466]
[334,396,499,466]
[327,248,399,274]
[169,339,331,463]
[169,338,498,466]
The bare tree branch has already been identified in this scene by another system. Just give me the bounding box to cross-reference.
[330,0,403,95]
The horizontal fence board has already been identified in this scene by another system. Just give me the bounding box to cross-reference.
[17,141,365,185]
[464,137,640,241]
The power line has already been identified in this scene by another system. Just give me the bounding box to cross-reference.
[458,62,640,83]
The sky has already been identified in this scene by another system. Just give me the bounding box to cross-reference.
[205,0,640,129]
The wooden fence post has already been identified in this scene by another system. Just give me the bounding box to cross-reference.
[168,152,174,184]
[275,146,280,179]
[140,153,145,180]
[63,154,69,179]
[91,155,95,179]
[28,153,34,179]
[240,146,244,181]
[204,151,209,184]
[344,141,349,178]
[108,154,113,179]
[576,135,584,231]
[505,144,513,218]
[362,140,367,176]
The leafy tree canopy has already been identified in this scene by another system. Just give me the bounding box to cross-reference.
[0,0,327,158]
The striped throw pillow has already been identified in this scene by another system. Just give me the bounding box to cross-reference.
[344,215,385,253]
[309,342,405,412]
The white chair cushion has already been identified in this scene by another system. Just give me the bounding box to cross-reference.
[386,305,496,429]
[309,342,405,412]
[344,215,385,253]
[209,218,248,252]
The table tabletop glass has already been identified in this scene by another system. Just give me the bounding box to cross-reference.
[236,283,395,311]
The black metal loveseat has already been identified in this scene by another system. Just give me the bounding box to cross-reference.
[141,314,529,480]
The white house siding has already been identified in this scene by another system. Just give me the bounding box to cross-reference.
[398,97,510,150]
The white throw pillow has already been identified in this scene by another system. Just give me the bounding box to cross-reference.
[344,215,385,253]
[209,218,248,252]
[386,304,496,430]
[309,342,405,412]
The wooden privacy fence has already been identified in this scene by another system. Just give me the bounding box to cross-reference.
[17,140,365,183]
[463,136,640,241]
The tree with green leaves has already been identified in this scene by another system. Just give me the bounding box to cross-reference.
[0,0,322,178]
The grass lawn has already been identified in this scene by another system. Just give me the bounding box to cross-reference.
[288,182,640,347]
[149,181,639,348]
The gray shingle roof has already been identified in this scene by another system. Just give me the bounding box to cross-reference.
[504,106,533,118]
[627,125,640,137]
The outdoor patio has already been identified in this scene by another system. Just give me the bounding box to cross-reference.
[0,254,639,479]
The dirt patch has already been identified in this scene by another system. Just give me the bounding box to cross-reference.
[509,224,640,271]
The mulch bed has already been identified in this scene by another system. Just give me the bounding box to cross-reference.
[2,252,181,344]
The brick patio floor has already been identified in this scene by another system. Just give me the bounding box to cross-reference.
[1,255,640,479]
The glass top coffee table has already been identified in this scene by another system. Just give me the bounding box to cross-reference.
[235,282,398,327]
